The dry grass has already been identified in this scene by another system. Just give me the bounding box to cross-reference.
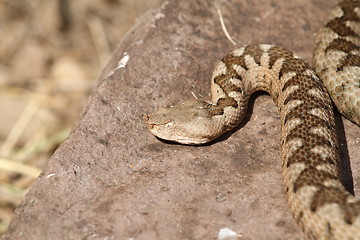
[0,0,155,234]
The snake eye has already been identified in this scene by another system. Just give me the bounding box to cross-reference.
[165,122,173,127]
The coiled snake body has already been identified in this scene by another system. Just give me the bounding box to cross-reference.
[144,1,360,239]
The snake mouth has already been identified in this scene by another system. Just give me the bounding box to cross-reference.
[175,138,210,145]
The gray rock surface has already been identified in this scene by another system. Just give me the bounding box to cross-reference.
[3,0,359,239]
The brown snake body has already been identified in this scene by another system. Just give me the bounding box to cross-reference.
[144,1,360,239]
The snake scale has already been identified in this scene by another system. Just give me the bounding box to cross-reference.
[144,1,360,239]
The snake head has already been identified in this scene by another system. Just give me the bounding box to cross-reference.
[143,100,223,145]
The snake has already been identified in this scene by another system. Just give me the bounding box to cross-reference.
[143,0,360,239]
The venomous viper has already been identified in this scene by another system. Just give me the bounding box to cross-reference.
[143,0,360,239]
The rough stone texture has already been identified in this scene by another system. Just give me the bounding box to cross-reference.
[3,0,359,239]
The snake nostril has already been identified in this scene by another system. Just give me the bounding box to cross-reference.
[143,114,150,122]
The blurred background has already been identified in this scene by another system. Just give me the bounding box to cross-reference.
[0,0,155,235]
